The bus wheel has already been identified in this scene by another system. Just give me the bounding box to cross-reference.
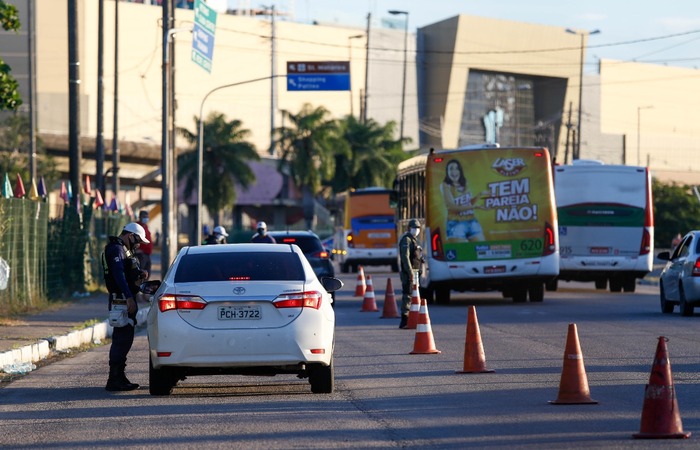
[391,261,399,272]
[340,262,350,274]
[622,277,636,293]
[609,277,623,292]
[594,278,607,290]
[528,282,544,302]
[435,287,450,304]
[545,278,558,291]
[512,286,527,303]
[423,286,435,304]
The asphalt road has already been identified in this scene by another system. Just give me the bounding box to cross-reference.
[1,267,698,449]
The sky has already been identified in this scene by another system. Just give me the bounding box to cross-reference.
[228,0,700,71]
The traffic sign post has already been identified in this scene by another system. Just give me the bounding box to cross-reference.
[286,61,350,91]
[192,0,217,73]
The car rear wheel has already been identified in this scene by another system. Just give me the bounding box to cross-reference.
[679,286,694,317]
[659,284,674,314]
[149,355,177,396]
[309,361,334,394]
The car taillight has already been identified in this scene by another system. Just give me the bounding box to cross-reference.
[273,291,322,309]
[158,294,207,312]
[639,228,651,255]
[692,258,700,277]
[310,250,330,259]
[542,222,556,256]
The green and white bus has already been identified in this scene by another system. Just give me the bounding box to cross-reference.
[553,160,654,292]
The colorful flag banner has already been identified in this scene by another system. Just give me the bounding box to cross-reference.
[60,181,69,203]
[30,178,40,200]
[14,173,26,198]
[2,174,13,198]
[84,174,92,195]
[37,176,47,197]
[94,189,105,208]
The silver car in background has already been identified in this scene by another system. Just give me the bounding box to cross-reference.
[658,230,700,316]
[147,243,341,395]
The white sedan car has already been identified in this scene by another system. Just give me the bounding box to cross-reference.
[146,243,341,396]
[658,230,700,316]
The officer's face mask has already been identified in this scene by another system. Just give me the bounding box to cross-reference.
[410,227,420,237]
[141,218,149,224]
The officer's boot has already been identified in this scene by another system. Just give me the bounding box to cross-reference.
[119,364,139,390]
[399,314,408,329]
[105,366,138,391]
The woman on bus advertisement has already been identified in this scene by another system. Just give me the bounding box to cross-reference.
[440,158,488,242]
[428,148,555,261]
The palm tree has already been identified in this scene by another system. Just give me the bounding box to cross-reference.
[332,115,409,193]
[275,103,346,228]
[178,112,259,228]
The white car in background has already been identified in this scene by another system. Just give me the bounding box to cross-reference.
[658,231,700,317]
[146,243,341,396]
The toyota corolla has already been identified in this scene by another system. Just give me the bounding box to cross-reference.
[146,243,341,395]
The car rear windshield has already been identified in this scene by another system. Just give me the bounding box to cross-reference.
[275,236,323,254]
[174,252,306,282]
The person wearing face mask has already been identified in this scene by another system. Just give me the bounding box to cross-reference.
[102,222,150,391]
[134,210,153,277]
[398,219,423,329]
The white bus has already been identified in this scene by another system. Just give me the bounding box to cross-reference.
[395,145,559,303]
[553,160,654,292]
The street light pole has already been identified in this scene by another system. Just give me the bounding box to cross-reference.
[196,75,286,247]
[348,34,364,117]
[637,105,653,166]
[388,10,408,143]
[565,28,599,160]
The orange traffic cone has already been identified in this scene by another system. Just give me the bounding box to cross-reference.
[360,275,379,312]
[410,299,441,354]
[457,306,495,373]
[633,337,691,439]
[354,265,366,297]
[405,283,421,329]
[380,278,400,319]
[549,323,598,405]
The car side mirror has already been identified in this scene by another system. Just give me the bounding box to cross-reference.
[141,279,161,295]
[321,276,344,293]
[657,251,671,261]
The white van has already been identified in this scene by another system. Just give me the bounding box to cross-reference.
[553,160,654,292]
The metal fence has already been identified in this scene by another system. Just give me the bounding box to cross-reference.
[0,197,129,316]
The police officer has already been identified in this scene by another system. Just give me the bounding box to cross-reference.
[398,219,423,329]
[251,221,276,243]
[103,222,149,391]
[204,225,229,244]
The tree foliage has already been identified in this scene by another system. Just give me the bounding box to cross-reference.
[0,1,22,111]
[652,178,700,249]
[177,112,259,224]
[0,114,59,188]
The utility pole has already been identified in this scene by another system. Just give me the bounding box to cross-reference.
[269,5,277,155]
[96,0,105,199]
[563,102,573,164]
[362,13,371,123]
[161,0,176,275]
[67,0,81,210]
[112,0,120,197]
[27,0,37,185]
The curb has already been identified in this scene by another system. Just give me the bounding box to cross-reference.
[0,307,150,375]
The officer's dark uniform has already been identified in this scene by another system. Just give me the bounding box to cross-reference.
[103,235,144,390]
[204,233,226,244]
[399,220,423,328]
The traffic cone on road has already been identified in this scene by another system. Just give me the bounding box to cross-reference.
[549,323,598,404]
[457,306,495,373]
[633,337,691,439]
[380,278,400,318]
[410,299,441,354]
[360,275,379,312]
[354,265,366,297]
[406,283,421,329]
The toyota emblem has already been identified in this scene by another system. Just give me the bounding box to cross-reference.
[232,287,246,295]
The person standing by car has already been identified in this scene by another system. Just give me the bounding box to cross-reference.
[204,225,229,244]
[102,222,149,391]
[134,210,153,277]
[251,221,276,243]
[398,219,423,329]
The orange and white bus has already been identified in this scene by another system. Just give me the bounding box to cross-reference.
[395,145,559,303]
[333,187,399,273]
